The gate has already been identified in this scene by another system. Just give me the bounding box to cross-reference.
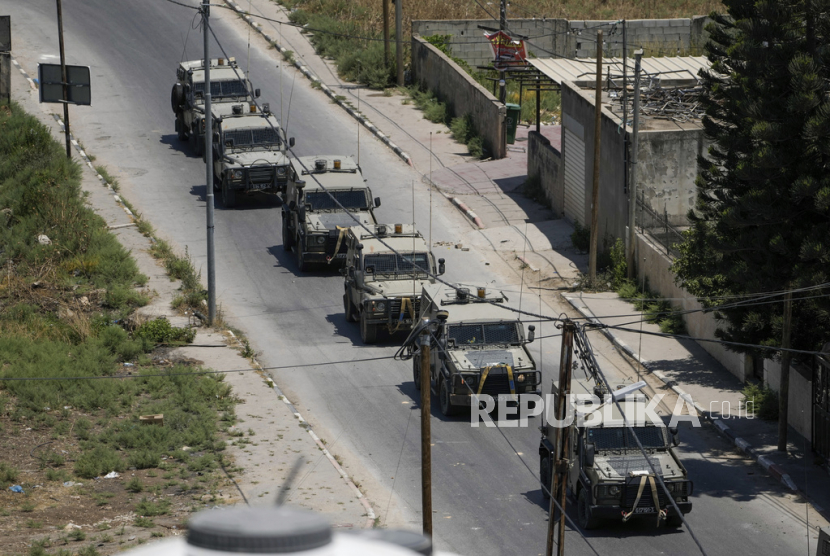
[562,115,586,226]
[814,347,830,462]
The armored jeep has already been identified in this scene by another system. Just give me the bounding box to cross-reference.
[282,156,380,272]
[342,224,444,344]
[538,377,693,529]
[211,108,293,208]
[412,283,540,416]
[170,57,258,156]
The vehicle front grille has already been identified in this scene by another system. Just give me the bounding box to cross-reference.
[622,477,687,509]
[325,231,349,256]
[478,373,511,396]
[387,297,421,322]
[248,166,275,186]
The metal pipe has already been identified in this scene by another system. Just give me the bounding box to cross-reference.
[627,50,643,280]
[203,1,216,325]
[55,0,71,158]
[420,324,432,538]
[588,31,602,282]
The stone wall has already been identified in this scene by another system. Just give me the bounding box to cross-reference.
[527,130,563,214]
[765,359,813,441]
[412,17,715,68]
[411,35,506,159]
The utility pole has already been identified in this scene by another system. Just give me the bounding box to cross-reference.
[55,0,71,158]
[621,20,627,193]
[777,290,793,452]
[546,320,575,556]
[383,0,390,69]
[626,50,643,281]
[498,0,506,104]
[588,31,603,282]
[395,0,403,86]
[203,0,217,325]
[419,322,433,538]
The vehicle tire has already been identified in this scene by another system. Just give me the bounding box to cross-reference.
[171,84,183,113]
[439,377,460,417]
[413,355,421,391]
[176,114,187,142]
[191,127,203,157]
[665,514,683,528]
[577,487,600,530]
[540,456,552,500]
[295,243,307,272]
[360,312,377,344]
[221,176,236,208]
[282,215,294,251]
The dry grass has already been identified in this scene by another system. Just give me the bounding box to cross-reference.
[288,0,725,39]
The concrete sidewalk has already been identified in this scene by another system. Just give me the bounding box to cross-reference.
[565,291,830,519]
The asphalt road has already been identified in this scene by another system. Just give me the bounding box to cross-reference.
[2,1,819,554]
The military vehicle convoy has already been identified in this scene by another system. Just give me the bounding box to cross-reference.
[282,156,380,272]
[171,57,258,156]
[538,377,693,529]
[412,283,541,416]
[342,224,444,344]
[211,108,293,208]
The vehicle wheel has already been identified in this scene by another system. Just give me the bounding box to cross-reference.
[282,215,294,251]
[295,244,307,272]
[413,355,421,391]
[577,487,600,530]
[221,176,236,208]
[213,173,220,192]
[540,456,552,500]
[176,114,187,141]
[665,514,683,528]
[439,377,459,417]
[344,292,358,323]
[360,312,377,344]
[191,127,203,157]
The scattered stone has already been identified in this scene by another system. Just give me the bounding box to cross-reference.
[63,523,82,531]
[37,234,51,245]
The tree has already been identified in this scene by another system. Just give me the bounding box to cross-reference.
[672,0,830,360]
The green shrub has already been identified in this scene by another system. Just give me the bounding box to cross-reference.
[135,497,171,516]
[0,462,19,485]
[134,318,195,345]
[45,468,69,482]
[449,114,486,159]
[742,382,779,421]
[76,546,99,556]
[134,516,154,528]
[126,477,144,493]
[128,450,161,470]
[74,446,125,479]
[608,238,628,290]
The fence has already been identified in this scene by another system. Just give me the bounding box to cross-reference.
[637,191,685,259]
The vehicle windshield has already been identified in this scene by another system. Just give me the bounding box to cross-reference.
[193,79,249,99]
[448,322,520,346]
[363,253,429,277]
[587,427,667,450]
[224,128,281,149]
[304,190,368,210]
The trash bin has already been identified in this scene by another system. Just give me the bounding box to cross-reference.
[505,103,521,144]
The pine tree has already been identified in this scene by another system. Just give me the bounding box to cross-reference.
[672,0,830,356]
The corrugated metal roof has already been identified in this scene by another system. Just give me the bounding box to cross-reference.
[529,56,710,86]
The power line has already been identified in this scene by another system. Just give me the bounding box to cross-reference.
[0,355,395,382]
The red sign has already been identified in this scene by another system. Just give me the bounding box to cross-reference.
[485,31,527,70]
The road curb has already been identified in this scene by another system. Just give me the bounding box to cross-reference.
[223,0,413,168]
[563,296,800,494]
[445,195,485,229]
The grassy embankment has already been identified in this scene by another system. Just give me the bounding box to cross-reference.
[0,101,240,555]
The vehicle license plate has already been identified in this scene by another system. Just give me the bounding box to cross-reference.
[634,507,655,514]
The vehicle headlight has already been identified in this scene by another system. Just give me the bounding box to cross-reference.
[200,120,205,131]
[609,486,621,495]
[315,235,326,245]
[277,166,287,176]
[375,302,386,312]
[232,170,243,179]
[516,374,525,383]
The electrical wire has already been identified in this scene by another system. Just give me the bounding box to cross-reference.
[163,0,200,10]
[0,355,395,382]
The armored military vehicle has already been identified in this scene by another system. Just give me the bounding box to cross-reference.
[282,156,380,272]
[342,224,445,344]
[170,57,258,156]
[211,107,293,208]
[413,283,540,416]
[538,377,693,529]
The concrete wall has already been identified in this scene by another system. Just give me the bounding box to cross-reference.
[764,359,813,441]
[527,130,564,214]
[637,128,706,226]
[412,17,715,67]
[411,35,506,159]
[559,81,627,242]
[636,232,747,380]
